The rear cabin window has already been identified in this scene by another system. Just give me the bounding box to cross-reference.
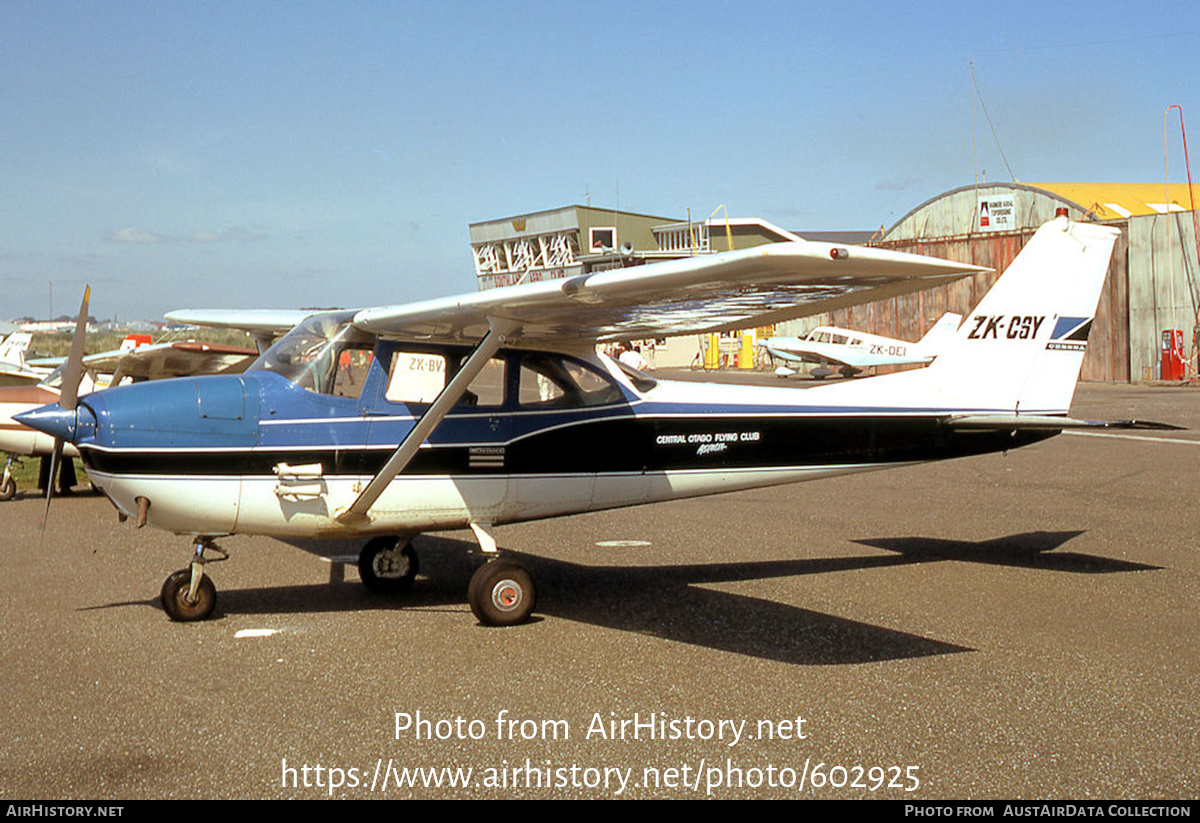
[518,355,622,408]
[458,355,505,407]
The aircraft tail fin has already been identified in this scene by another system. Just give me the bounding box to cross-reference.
[917,312,963,350]
[0,331,33,367]
[924,218,1119,415]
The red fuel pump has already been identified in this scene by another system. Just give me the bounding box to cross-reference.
[1160,329,1186,380]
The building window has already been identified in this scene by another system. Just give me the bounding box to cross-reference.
[589,227,616,251]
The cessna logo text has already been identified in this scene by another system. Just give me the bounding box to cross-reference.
[967,315,1045,340]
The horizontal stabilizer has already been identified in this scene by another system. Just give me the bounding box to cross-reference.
[944,415,1185,431]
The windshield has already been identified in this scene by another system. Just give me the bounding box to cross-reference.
[41,362,68,389]
[250,312,374,395]
[41,362,103,393]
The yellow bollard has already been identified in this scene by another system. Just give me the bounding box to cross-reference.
[738,332,754,369]
[704,334,720,369]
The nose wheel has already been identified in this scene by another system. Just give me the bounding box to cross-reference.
[468,559,536,627]
[160,569,216,622]
[160,537,226,621]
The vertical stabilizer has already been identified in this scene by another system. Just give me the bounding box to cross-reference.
[916,312,963,351]
[0,332,33,367]
[926,217,1119,414]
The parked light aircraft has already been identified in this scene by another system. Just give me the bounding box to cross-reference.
[0,331,42,386]
[762,312,962,379]
[20,218,1170,626]
[0,337,257,500]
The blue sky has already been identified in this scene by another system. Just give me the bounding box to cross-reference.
[1,1,1197,322]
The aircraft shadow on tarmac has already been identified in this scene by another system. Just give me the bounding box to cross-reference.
[81,530,1158,666]
[852,530,1161,574]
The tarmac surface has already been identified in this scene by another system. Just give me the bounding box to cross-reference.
[0,378,1197,799]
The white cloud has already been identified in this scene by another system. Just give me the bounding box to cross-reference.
[108,227,266,245]
[874,177,924,192]
[109,227,163,244]
[202,227,267,244]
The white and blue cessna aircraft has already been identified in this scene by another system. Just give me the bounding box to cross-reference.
[18,218,1157,626]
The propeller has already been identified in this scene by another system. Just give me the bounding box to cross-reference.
[41,285,90,529]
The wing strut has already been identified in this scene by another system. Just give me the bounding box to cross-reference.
[336,318,518,525]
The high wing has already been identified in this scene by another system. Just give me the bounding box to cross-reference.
[164,309,318,352]
[164,309,316,334]
[352,242,988,343]
[82,341,259,382]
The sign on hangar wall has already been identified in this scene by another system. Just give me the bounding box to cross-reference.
[977,195,1016,232]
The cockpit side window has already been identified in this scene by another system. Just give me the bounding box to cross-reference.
[382,349,506,407]
[385,351,447,403]
[327,346,374,397]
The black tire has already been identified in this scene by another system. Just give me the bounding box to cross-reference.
[468,559,536,627]
[160,569,217,622]
[0,476,15,501]
[358,537,418,594]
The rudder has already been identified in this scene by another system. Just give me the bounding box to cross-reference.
[926,217,1119,414]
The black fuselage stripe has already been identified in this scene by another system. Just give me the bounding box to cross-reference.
[79,417,1055,476]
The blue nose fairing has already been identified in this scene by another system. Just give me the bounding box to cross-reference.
[18,375,260,451]
[14,402,96,444]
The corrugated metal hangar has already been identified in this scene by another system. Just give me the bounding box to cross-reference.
[797,182,1200,382]
[468,184,1200,381]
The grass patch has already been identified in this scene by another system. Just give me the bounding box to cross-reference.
[28,327,256,359]
[5,455,88,490]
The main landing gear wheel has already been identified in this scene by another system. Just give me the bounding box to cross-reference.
[0,476,15,501]
[358,536,419,594]
[160,569,217,622]
[468,559,536,627]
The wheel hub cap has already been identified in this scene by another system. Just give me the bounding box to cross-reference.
[491,580,522,612]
